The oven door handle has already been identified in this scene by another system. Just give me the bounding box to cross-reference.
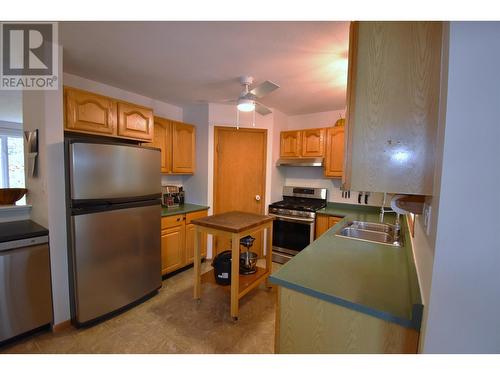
[270,214,315,224]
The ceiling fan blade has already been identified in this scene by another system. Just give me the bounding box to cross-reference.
[250,80,280,98]
[255,102,272,116]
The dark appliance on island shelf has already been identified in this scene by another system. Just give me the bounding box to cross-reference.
[268,186,327,264]
[65,138,162,326]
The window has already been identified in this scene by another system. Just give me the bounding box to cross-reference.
[0,127,26,204]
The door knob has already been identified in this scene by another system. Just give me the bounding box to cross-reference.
[255,195,261,201]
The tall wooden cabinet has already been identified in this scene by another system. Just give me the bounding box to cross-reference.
[161,210,208,275]
[172,122,196,173]
[324,124,345,178]
[344,22,443,195]
[64,86,154,142]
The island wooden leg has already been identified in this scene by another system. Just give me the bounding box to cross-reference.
[230,232,240,320]
[193,227,201,300]
[265,223,273,288]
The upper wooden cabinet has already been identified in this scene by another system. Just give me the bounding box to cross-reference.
[280,131,302,158]
[324,124,345,178]
[144,117,172,173]
[280,128,329,159]
[145,117,195,175]
[301,128,326,157]
[117,102,154,141]
[172,122,195,174]
[64,87,116,135]
[344,22,443,195]
[64,86,154,142]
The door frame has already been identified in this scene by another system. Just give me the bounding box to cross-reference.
[213,126,268,215]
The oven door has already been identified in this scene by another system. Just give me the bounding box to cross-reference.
[270,214,315,256]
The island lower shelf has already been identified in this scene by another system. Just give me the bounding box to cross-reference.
[275,286,419,354]
[201,266,270,299]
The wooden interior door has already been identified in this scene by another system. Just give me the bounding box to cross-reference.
[213,127,267,258]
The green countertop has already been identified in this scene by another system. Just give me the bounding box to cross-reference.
[161,203,210,217]
[269,202,423,330]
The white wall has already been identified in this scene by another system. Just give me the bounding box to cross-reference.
[422,22,500,353]
[182,103,210,205]
[23,45,70,325]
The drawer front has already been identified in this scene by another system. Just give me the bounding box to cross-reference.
[186,209,208,225]
[161,214,185,229]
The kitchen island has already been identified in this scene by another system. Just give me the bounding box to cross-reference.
[192,211,274,320]
[270,203,422,353]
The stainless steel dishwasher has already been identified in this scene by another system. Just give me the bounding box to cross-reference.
[0,235,53,343]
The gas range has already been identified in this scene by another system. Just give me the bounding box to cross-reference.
[269,197,327,219]
[269,186,327,264]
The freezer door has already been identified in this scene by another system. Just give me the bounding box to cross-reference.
[0,242,53,342]
[71,203,161,324]
[70,142,160,201]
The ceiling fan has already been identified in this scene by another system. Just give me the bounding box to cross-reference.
[227,76,280,116]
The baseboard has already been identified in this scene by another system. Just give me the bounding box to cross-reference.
[52,319,73,333]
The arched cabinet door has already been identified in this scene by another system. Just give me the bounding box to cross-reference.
[65,87,117,135]
[117,101,154,142]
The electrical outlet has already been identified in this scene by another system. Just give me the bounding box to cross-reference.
[423,203,432,236]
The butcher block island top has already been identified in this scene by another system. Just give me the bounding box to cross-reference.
[191,211,274,320]
[190,211,274,233]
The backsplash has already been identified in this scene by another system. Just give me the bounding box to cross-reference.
[283,167,393,207]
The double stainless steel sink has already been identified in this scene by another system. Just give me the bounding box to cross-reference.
[336,220,403,247]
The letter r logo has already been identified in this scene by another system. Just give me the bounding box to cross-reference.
[2,23,53,76]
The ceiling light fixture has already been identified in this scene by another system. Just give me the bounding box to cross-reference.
[237,98,255,112]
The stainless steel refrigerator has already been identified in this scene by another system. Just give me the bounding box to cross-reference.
[66,139,161,326]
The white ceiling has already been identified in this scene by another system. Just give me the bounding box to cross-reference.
[0,91,22,124]
[61,22,349,115]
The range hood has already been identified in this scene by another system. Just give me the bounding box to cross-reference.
[276,157,324,167]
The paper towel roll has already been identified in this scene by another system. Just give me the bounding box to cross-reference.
[390,195,409,215]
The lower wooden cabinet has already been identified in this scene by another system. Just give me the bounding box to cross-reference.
[161,210,208,275]
[315,214,343,239]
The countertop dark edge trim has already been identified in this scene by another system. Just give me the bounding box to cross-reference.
[0,230,49,243]
[269,276,422,331]
[161,205,210,217]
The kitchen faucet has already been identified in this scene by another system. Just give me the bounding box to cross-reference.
[380,192,394,223]
[380,192,402,245]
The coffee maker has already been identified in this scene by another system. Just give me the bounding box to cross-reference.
[161,185,185,207]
